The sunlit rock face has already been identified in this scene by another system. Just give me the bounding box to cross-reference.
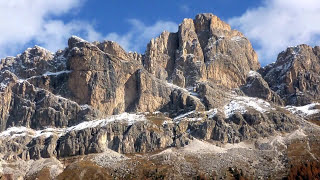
[144,13,260,88]
[260,44,320,106]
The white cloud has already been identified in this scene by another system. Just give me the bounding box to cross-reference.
[35,21,100,51]
[228,0,320,65]
[0,0,178,58]
[104,19,178,52]
[0,0,96,57]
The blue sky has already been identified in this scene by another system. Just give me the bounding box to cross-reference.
[1,0,320,66]
[67,0,262,33]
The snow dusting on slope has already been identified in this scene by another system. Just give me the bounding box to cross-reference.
[43,70,71,76]
[248,70,260,77]
[285,103,320,117]
[66,112,146,132]
[231,36,243,42]
[224,96,272,118]
[0,127,30,138]
[0,113,146,140]
[173,111,195,121]
[207,109,218,119]
[71,35,88,43]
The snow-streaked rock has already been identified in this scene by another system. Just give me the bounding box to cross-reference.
[286,103,320,117]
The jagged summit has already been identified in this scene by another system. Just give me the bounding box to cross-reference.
[0,13,320,179]
[143,13,260,88]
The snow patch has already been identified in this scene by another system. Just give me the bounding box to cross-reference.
[0,113,146,140]
[224,96,272,118]
[285,103,320,117]
[231,36,243,42]
[43,70,71,76]
[248,70,260,77]
[0,127,30,138]
[71,35,87,42]
[207,109,218,119]
[67,113,146,132]
[287,129,307,140]
[80,104,90,110]
[166,83,200,100]
[173,111,195,121]
[0,83,7,89]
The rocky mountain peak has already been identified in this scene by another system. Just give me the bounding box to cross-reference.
[194,13,231,33]
[261,44,320,105]
[95,40,130,60]
[20,45,53,62]
[144,13,260,88]
[68,35,88,48]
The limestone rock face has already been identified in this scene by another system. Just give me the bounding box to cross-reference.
[66,36,141,115]
[143,13,260,88]
[194,14,260,88]
[144,31,178,80]
[260,45,320,105]
[195,82,230,109]
[95,40,134,61]
[66,36,203,115]
[0,107,299,160]
[0,46,65,79]
[0,46,96,131]
[241,71,284,105]
[0,33,209,131]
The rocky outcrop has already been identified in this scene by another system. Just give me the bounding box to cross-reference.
[194,14,260,88]
[0,35,210,130]
[67,36,207,116]
[260,44,320,105]
[95,40,132,61]
[241,71,284,105]
[0,106,299,160]
[144,31,178,80]
[0,46,65,79]
[143,13,260,88]
[195,82,230,109]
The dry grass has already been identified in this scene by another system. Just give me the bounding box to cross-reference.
[274,107,291,115]
[309,120,320,126]
[146,114,169,128]
[288,162,320,180]
[56,161,112,180]
[25,168,51,180]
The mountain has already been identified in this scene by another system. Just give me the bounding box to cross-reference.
[0,13,320,179]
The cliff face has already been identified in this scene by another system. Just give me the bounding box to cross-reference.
[0,14,261,129]
[260,44,320,106]
[144,13,260,88]
[0,13,319,179]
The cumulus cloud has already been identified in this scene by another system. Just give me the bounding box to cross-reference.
[0,0,92,57]
[104,19,178,52]
[0,0,178,58]
[229,0,320,65]
[35,21,101,52]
